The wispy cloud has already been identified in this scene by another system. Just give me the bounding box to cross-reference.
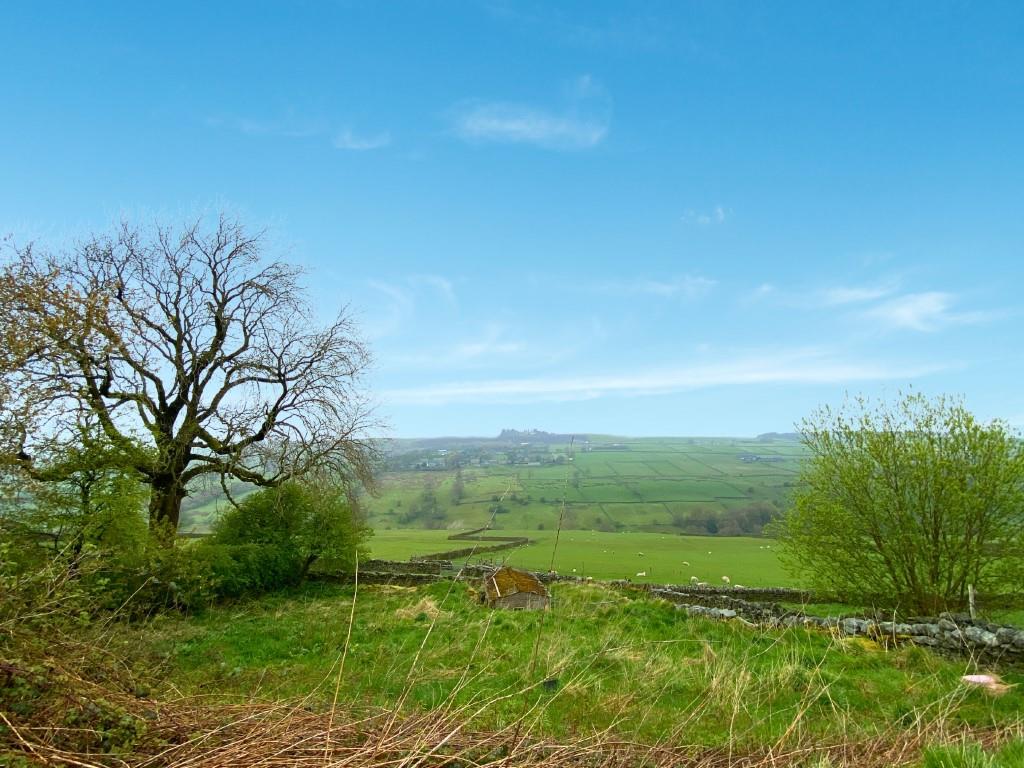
[821,282,898,306]
[391,325,526,370]
[214,114,327,138]
[682,206,730,226]
[363,275,458,338]
[862,292,995,332]
[384,349,948,405]
[333,128,391,151]
[451,75,610,150]
[409,274,457,305]
[206,113,392,151]
[592,275,717,299]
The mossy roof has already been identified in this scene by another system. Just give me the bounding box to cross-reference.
[484,566,549,601]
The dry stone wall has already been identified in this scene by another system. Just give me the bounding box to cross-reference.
[649,587,1024,659]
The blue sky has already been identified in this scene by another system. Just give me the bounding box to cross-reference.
[2,1,1023,437]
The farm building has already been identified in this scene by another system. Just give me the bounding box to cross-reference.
[482,566,550,610]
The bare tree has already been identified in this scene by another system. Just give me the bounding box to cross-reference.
[0,217,376,540]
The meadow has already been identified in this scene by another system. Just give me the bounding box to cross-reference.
[124,580,1024,754]
[361,436,804,537]
[179,436,804,536]
[368,528,792,586]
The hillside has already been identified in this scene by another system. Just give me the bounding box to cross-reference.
[178,435,805,539]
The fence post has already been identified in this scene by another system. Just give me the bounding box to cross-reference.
[968,584,976,620]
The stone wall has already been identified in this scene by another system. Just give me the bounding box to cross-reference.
[313,571,442,586]
[649,587,1024,659]
[410,527,531,562]
[361,559,452,575]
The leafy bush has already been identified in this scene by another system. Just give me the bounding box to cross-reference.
[212,481,370,578]
[773,393,1024,613]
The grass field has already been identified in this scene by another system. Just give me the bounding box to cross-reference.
[360,437,804,537]
[124,580,1024,749]
[368,528,793,586]
[175,435,804,536]
[177,435,805,589]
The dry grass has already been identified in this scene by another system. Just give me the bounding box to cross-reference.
[3,679,1021,768]
[394,597,448,622]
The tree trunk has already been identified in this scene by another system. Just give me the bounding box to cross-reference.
[148,478,186,545]
[299,553,319,581]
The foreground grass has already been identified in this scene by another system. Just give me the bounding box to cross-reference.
[125,581,1023,749]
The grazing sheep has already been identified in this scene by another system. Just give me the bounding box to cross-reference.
[707,551,712,555]
[682,561,690,566]
[721,576,731,585]
[585,576,594,582]
[636,571,647,577]
[637,552,644,556]
[571,568,577,573]
[690,576,699,584]
[697,581,709,587]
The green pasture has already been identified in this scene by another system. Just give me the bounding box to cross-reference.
[125,580,1024,747]
[369,528,793,587]
[177,437,804,536]
[361,437,804,536]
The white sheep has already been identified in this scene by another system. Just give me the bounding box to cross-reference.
[721,576,731,585]
[690,576,699,584]
[697,581,709,587]
[585,576,594,582]
[637,552,644,556]
[636,571,647,577]
[682,561,690,566]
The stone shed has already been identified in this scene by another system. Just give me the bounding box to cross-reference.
[482,566,550,610]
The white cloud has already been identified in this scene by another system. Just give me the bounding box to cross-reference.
[388,325,529,370]
[206,114,391,150]
[822,282,898,306]
[451,75,610,150]
[863,292,994,332]
[593,275,717,299]
[383,349,948,405]
[363,275,458,338]
[235,115,326,138]
[333,128,391,151]
[453,104,606,149]
[410,274,456,304]
[683,206,729,226]
[447,326,525,362]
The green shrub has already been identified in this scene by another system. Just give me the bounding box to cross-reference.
[212,481,370,578]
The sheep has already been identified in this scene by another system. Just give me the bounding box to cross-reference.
[721,576,731,585]
[707,551,712,555]
[682,561,690,566]
[734,584,746,589]
[690,576,699,584]
[585,576,594,582]
[637,552,644,556]
[696,581,709,587]
[636,571,647,577]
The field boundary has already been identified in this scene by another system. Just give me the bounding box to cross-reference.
[409,527,531,562]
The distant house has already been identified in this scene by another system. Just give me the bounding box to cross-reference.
[481,566,550,610]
